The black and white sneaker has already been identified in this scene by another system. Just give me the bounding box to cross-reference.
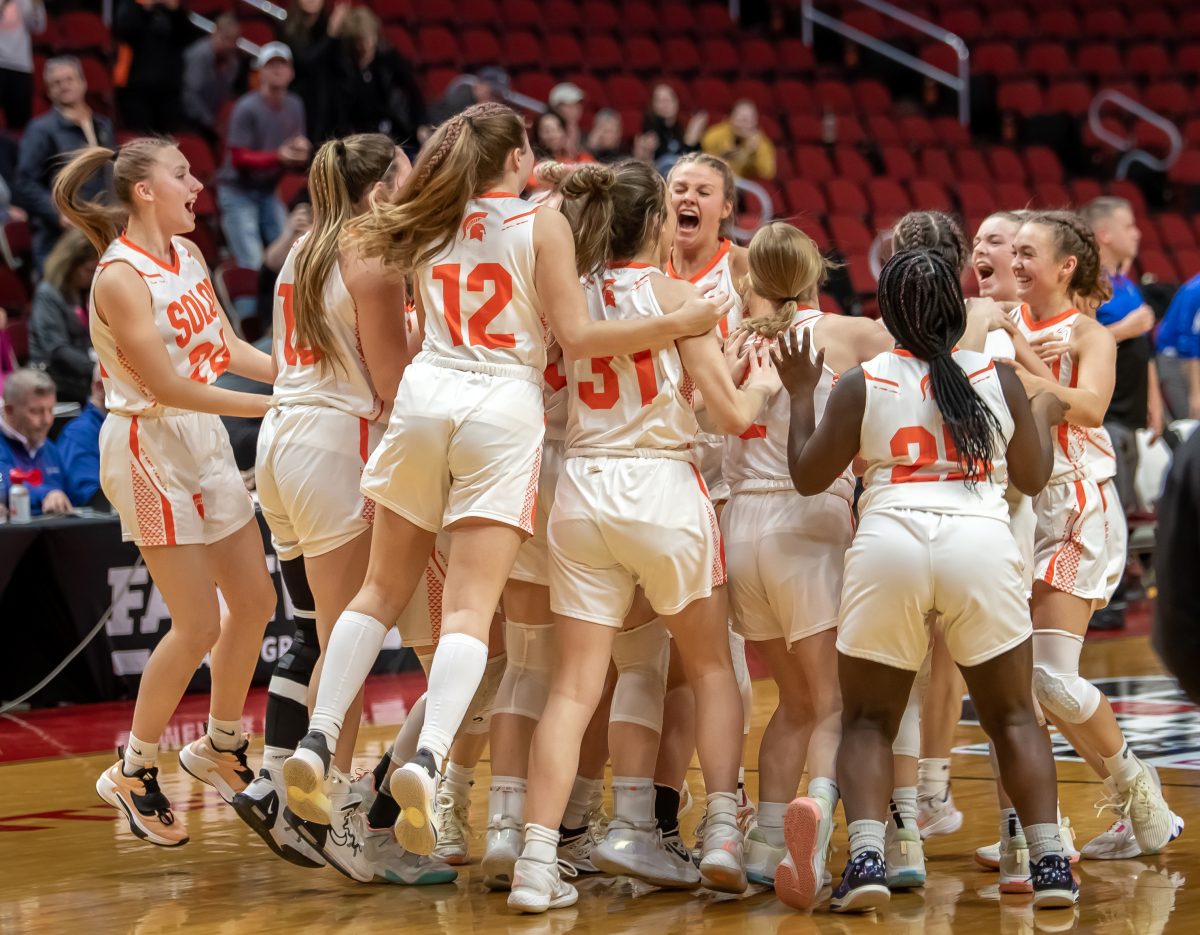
[232,771,325,868]
[1032,854,1079,909]
[830,849,890,913]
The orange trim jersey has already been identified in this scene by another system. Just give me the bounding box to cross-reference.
[1011,304,1116,483]
[415,193,547,371]
[90,236,231,417]
[565,264,698,453]
[666,238,744,338]
[269,236,384,421]
[857,348,1014,521]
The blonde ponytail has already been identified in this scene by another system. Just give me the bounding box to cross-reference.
[740,221,832,339]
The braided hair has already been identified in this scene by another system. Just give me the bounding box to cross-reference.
[892,211,969,274]
[878,249,1003,485]
[1022,210,1113,312]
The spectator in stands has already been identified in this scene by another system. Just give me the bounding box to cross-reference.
[1082,196,1164,630]
[215,42,310,270]
[115,0,195,134]
[57,365,106,509]
[29,229,96,406]
[13,56,115,269]
[0,368,71,514]
[0,171,25,225]
[532,110,593,165]
[549,82,587,161]
[702,99,776,182]
[329,7,426,146]
[181,12,242,144]
[279,0,348,143]
[429,66,509,126]
[1157,271,1200,423]
[587,109,626,164]
[0,0,45,130]
[643,82,706,164]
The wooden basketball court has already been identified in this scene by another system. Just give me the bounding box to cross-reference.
[2,632,1196,933]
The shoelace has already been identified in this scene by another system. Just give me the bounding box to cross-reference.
[1093,790,1131,822]
[434,792,474,843]
[585,804,610,844]
[133,767,177,825]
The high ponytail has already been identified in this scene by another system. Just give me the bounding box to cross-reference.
[558,160,665,277]
[354,103,526,272]
[878,249,1003,485]
[1024,210,1113,312]
[741,221,832,339]
[53,138,175,255]
[296,133,394,371]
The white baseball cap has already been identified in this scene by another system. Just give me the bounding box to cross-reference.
[254,41,293,70]
[549,82,585,108]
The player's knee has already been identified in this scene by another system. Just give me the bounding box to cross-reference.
[492,622,554,720]
[610,620,669,734]
[1031,628,1101,725]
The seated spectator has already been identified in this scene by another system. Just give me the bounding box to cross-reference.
[57,365,106,509]
[1157,270,1200,422]
[13,56,115,268]
[0,368,71,515]
[29,229,96,405]
[279,0,348,143]
[115,0,195,134]
[430,66,509,126]
[532,110,593,165]
[0,0,46,130]
[549,82,588,161]
[215,42,310,270]
[587,109,627,164]
[643,82,706,164]
[701,99,776,182]
[330,7,426,146]
[181,13,242,143]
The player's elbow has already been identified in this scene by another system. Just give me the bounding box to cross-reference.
[790,464,827,497]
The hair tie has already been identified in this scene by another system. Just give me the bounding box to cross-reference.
[109,149,119,163]
[334,140,347,159]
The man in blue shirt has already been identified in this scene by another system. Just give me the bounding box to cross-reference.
[1156,272,1200,423]
[57,366,106,508]
[0,368,72,515]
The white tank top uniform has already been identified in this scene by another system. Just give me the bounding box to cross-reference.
[360,193,547,536]
[837,348,1032,671]
[667,239,744,501]
[255,237,388,560]
[1011,305,1125,605]
[721,310,856,647]
[91,235,252,546]
[549,263,726,627]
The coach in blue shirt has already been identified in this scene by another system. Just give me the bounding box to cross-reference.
[0,368,72,515]
[1157,272,1200,422]
[57,367,107,508]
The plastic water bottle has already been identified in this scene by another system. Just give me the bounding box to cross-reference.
[8,472,30,524]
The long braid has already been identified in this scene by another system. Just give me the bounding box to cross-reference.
[878,249,1003,485]
[892,211,968,274]
[1025,210,1113,312]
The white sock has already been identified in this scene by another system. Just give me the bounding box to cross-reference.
[208,716,242,752]
[1000,806,1023,844]
[758,801,787,847]
[612,776,655,825]
[309,611,389,745]
[123,734,158,775]
[808,776,839,812]
[488,775,526,826]
[1102,742,1140,792]
[892,786,919,830]
[848,819,886,859]
[416,632,489,769]
[562,776,603,830]
[918,757,951,799]
[521,822,559,863]
[1026,822,1066,864]
[262,744,290,785]
[443,761,475,805]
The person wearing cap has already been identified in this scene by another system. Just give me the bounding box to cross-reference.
[429,65,510,126]
[215,41,310,272]
[114,0,194,134]
[549,81,587,161]
[181,12,242,144]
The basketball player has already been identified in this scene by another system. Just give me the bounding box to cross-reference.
[508,160,779,913]
[720,222,892,894]
[1009,212,1176,857]
[778,248,1079,912]
[282,103,729,856]
[54,140,278,846]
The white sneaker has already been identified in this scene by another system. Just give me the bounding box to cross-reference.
[482,823,523,890]
[744,827,787,886]
[592,820,701,889]
[885,824,926,890]
[998,834,1032,894]
[363,826,459,885]
[917,786,964,839]
[389,762,438,856]
[1059,814,1081,862]
[349,769,379,814]
[737,788,758,836]
[1082,812,1185,860]
[300,772,374,883]
[698,813,747,894]
[557,827,601,874]
[975,840,1001,870]
[431,790,472,865]
[231,773,325,868]
[1126,759,1175,853]
[678,781,694,819]
[508,857,579,913]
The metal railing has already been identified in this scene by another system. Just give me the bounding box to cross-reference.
[732,178,774,242]
[800,0,970,126]
[1087,89,1183,180]
[188,12,265,57]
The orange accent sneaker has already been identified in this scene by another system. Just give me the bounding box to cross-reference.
[96,758,189,847]
[180,735,254,803]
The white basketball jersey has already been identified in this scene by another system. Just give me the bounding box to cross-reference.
[1011,304,1116,482]
[857,349,1014,521]
[90,236,230,416]
[415,193,546,371]
[565,264,698,453]
[667,238,744,338]
[542,342,569,442]
[269,237,384,422]
[724,310,854,500]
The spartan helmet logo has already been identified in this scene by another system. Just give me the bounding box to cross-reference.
[602,278,617,308]
[461,211,488,241]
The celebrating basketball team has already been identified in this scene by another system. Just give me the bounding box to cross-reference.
[59,102,1182,916]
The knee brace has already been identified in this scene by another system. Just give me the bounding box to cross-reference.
[493,622,555,720]
[266,590,320,749]
[1032,629,1102,725]
[611,619,670,733]
[461,651,508,736]
[729,626,753,735]
[892,678,922,759]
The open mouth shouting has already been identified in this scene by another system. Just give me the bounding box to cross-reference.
[677,205,701,234]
